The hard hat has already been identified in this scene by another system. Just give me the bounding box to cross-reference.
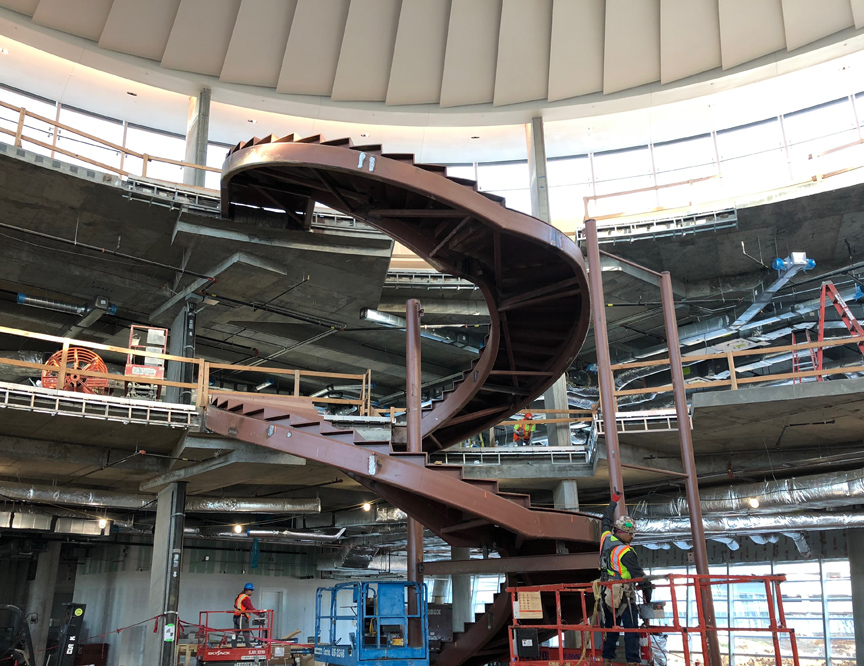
[524,412,533,419]
[244,583,255,591]
[614,516,636,534]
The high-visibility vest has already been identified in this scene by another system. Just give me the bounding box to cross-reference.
[515,420,536,439]
[599,531,633,580]
[234,593,251,618]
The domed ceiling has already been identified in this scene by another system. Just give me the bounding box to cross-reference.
[0,0,862,112]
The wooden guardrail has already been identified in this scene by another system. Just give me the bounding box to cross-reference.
[608,335,864,406]
[0,325,372,414]
[1,100,220,188]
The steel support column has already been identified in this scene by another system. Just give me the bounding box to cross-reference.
[405,299,424,609]
[849,529,864,665]
[660,272,721,666]
[584,219,626,509]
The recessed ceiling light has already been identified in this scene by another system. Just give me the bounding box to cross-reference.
[126,91,137,97]
[470,136,480,140]
[248,119,257,123]
[0,49,8,55]
[359,133,369,138]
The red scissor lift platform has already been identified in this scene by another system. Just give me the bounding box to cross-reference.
[197,610,312,665]
[508,574,801,666]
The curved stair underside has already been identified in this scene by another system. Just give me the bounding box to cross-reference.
[213,134,597,666]
[221,133,590,451]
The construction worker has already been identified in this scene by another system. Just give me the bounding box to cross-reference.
[232,583,261,648]
[513,412,536,445]
[599,491,653,666]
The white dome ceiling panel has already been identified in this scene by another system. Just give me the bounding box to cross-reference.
[331,0,401,102]
[99,0,181,61]
[718,0,786,70]
[31,0,111,42]
[0,0,35,16]
[603,0,660,94]
[660,0,721,85]
[276,0,349,96]
[547,0,605,102]
[440,0,502,107]
[385,0,450,106]
[161,0,240,77]
[493,0,552,107]
[852,0,864,29]
[220,0,297,87]
[780,0,854,52]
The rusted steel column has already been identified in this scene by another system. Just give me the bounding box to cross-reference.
[405,299,424,597]
[583,219,626,511]
[660,272,722,666]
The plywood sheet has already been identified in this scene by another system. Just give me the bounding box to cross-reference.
[603,0,660,94]
[221,0,296,87]
[386,0,450,106]
[440,0,502,107]
[718,0,785,70]
[493,0,552,106]
[548,0,605,101]
[332,0,401,102]
[660,0,721,84]
[277,0,349,96]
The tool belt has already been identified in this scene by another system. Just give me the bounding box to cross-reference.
[599,577,636,618]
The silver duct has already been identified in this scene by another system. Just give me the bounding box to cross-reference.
[639,467,864,517]
[637,511,864,537]
[311,384,364,398]
[185,527,345,542]
[0,482,321,513]
[16,293,86,315]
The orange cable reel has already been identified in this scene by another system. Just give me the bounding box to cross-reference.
[41,347,110,394]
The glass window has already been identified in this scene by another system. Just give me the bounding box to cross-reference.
[823,560,854,665]
[447,164,476,181]
[488,188,532,215]
[0,85,57,156]
[592,146,653,182]
[123,125,186,182]
[716,119,784,160]
[56,106,124,172]
[477,161,528,192]
[547,156,591,187]
[652,135,718,185]
[471,574,504,615]
[205,142,231,190]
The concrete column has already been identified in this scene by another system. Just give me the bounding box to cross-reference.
[850,529,864,665]
[553,480,579,511]
[145,483,187,666]
[451,547,472,634]
[184,87,210,187]
[25,541,61,666]
[166,301,196,404]
[526,116,571,447]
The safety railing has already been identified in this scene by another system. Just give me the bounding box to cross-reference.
[509,574,800,666]
[0,100,220,188]
[609,334,864,406]
[0,325,372,415]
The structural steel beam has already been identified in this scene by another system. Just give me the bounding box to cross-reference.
[420,552,596,576]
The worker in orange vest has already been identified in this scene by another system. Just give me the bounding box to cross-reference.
[513,413,536,445]
[232,583,261,648]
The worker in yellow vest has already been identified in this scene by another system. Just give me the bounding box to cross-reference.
[513,413,536,445]
[598,491,653,666]
[232,583,261,648]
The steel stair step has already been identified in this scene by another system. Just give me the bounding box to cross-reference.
[389,452,429,466]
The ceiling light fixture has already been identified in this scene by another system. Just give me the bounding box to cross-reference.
[248,119,257,123]
[362,502,372,512]
[98,518,108,529]
[747,497,760,509]
[359,133,369,138]
[234,524,244,534]
[360,308,406,328]
[470,136,480,140]
[126,91,137,97]
[0,48,8,55]
[255,380,273,392]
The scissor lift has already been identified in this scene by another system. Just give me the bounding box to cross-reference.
[314,581,428,666]
[508,574,801,666]
[197,610,310,665]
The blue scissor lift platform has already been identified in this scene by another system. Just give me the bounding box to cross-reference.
[314,581,429,666]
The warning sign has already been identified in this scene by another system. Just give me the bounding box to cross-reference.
[516,591,543,619]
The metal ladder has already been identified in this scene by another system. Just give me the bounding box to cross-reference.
[816,281,864,377]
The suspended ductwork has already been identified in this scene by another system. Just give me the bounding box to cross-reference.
[638,467,864,517]
[185,527,344,542]
[0,482,321,513]
[637,511,864,538]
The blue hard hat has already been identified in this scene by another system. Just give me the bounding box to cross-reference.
[244,583,254,591]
